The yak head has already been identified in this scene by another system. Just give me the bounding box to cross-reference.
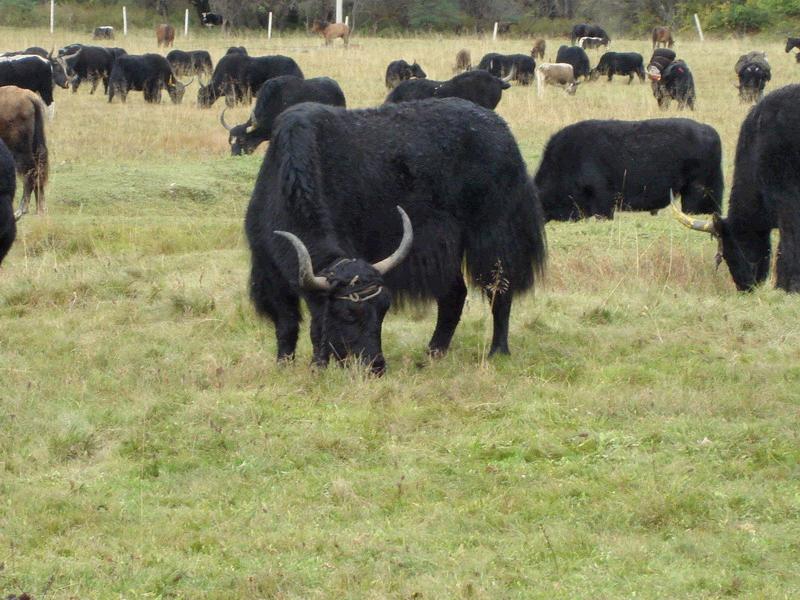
[275,207,413,375]
[409,61,427,79]
[197,82,217,107]
[220,108,263,155]
[671,191,771,291]
[167,76,193,104]
[48,48,79,89]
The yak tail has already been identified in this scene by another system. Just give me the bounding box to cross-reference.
[30,95,49,192]
[464,177,547,295]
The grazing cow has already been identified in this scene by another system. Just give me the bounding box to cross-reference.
[647,48,676,79]
[1,50,75,92]
[384,70,512,110]
[197,53,304,108]
[0,138,15,266]
[156,24,176,48]
[0,86,49,218]
[311,20,350,46]
[655,59,695,110]
[454,49,471,73]
[226,46,248,56]
[571,24,610,45]
[652,26,674,48]
[535,118,722,221]
[477,53,535,85]
[385,60,426,89]
[535,63,579,96]
[93,26,115,40]
[166,49,213,80]
[578,37,608,50]
[673,84,800,292]
[201,12,224,27]
[61,45,127,94]
[245,98,546,372]
[590,52,645,83]
[108,54,190,104]
[735,51,770,103]
[555,45,591,79]
[0,55,57,108]
[221,76,346,155]
[785,37,800,61]
[531,38,546,60]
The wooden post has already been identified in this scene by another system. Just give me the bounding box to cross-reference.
[184,9,189,36]
[50,0,54,34]
[268,12,273,40]
[493,21,498,41]
[336,0,343,23]
[123,6,127,36]
[693,13,704,42]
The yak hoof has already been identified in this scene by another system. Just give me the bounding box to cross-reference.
[427,347,448,359]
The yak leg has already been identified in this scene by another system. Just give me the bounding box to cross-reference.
[428,276,468,357]
[487,289,513,356]
[775,190,800,292]
[627,73,634,84]
[89,73,100,94]
[71,76,81,93]
[15,175,32,219]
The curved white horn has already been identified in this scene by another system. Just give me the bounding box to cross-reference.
[219,108,233,131]
[274,231,332,291]
[372,206,414,275]
[670,189,717,234]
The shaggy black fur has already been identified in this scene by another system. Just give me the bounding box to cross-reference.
[167,49,213,80]
[716,84,800,292]
[0,139,16,266]
[591,52,645,83]
[61,45,127,94]
[226,76,346,155]
[571,24,610,45]
[477,53,536,85]
[384,60,426,89]
[385,70,510,109]
[108,54,186,104]
[198,54,303,108]
[535,118,722,220]
[245,98,546,372]
[0,55,55,106]
[653,59,695,110]
[556,45,591,80]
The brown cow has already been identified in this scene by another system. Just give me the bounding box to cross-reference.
[531,38,546,60]
[156,24,176,48]
[652,26,674,49]
[311,20,350,46]
[454,49,471,73]
[0,86,48,217]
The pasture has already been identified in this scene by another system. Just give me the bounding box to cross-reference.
[1,26,800,598]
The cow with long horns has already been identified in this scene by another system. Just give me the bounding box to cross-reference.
[221,75,346,155]
[245,98,546,373]
[108,54,191,103]
[673,84,800,292]
[0,139,16,266]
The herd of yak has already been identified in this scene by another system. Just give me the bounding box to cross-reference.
[0,23,799,374]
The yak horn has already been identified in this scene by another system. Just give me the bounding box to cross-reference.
[372,206,414,275]
[670,190,717,234]
[219,108,232,131]
[180,77,195,87]
[273,230,332,291]
[501,65,517,82]
[245,113,258,134]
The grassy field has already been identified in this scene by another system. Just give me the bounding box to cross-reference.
[1,26,800,599]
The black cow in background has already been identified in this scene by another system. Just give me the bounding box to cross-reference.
[201,12,224,27]
[0,55,58,108]
[166,49,213,80]
[93,26,115,40]
[0,139,16,266]
[384,70,511,110]
[221,76,346,155]
[245,98,546,372]
[785,37,800,61]
[590,52,644,83]
[735,51,770,103]
[556,45,591,79]
[535,118,722,220]
[674,84,800,292]
[226,46,248,56]
[198,53,303,107]
[108,54,190,104]
[571,24,610,45]
[60,45,127,94]
[477,53,535,85]
[384,60,426,89]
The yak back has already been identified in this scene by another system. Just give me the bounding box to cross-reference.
[385,78,441,103]
[253,75,346,138]
[434,70,510,109]
[247,98,545,299]
[535,118,722,219]
[556,45,591,78]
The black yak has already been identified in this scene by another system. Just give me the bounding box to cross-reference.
[0,139,16,266]
[571,24,610,45]
[535,118,722,220]
[555,45,591,80]
[674,84,800,292]
[384,59,426,89]
[647,51,695,110]
[590,52,645,83]
[108,54,191,103]
[59,45,127,94]
[384,70,511,110]
[198,53,303,108]
[734,51,770,103]
[476,53,535,85]
[166,49,213,80]
[245,98,546,373]
[0,86,49,218]
[220,76,346,155]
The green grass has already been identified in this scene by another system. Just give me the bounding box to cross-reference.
[1,27,800,598]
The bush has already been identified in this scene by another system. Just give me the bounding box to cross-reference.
[707,1,772,33]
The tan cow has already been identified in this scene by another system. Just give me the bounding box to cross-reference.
[156,24,176,48]
[311,20,350,47]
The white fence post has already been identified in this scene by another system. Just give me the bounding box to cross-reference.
[694,13,704,42]
[268,12,273,40]
[493,21,498,41]
[345,16,349,27]
[50,0,54,34]
[123,6,127,36]
[336,0,343,23]
[184,9,189,36]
